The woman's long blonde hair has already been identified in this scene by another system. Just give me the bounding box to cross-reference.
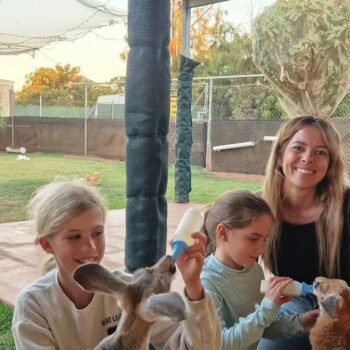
[262,116,348,278]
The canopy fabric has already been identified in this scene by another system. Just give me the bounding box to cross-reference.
[0,0,127,55]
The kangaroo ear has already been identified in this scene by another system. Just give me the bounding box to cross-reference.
[140,292,186,322]
[112,270,133,283]
[320,294,341,319]
[73,263,128,299]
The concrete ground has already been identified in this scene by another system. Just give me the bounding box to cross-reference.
[0,203,198,308]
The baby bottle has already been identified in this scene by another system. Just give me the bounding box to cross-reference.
[171,207,204,261]
[260,280,314,296]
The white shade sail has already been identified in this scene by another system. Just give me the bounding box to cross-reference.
[0,0,127,55]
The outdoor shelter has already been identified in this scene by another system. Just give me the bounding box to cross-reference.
[95,94,125,119]
[0,0,126,55]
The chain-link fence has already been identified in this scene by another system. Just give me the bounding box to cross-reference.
[3,75,350,175]
[202,75,350,174]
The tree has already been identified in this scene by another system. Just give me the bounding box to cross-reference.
[16,64,84,106]
[16,65,125,107]
[119,2,257,78]
[253,0,350,118]
[169,1,225,76]
[195,22,257,77]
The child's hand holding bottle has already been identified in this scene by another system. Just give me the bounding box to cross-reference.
[170,207,206,301]
[263,276,294,305]
[171,207,204,261]
[175,232,207,301]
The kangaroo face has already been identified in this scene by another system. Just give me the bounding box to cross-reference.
[313,277,350,322]
[132,255,176,296]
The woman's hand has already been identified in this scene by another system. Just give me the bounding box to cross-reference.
[174,232,207,301]
[264,276,293,305]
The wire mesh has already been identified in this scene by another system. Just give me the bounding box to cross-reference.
[8,76,350,175]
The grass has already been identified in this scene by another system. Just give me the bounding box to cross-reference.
[0,152,261,223]
[0,151,262,345]
[0,152,126,222]
[0,302,15,350]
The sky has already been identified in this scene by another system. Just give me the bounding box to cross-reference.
[0,0,275,91]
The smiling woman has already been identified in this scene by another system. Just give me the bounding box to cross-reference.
[258,116,350,350]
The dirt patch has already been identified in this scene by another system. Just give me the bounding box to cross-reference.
[206,170,265,184]
[62,154,123,164]
[64,155,266,183]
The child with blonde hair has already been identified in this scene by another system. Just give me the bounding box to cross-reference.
[12,180,221,350]
[200,189,318,350]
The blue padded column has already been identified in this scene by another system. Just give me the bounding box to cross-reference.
[124,0,170,272]
[175,55,200,203]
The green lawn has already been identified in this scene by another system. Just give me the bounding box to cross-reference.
[0,151,262,345]
[0,302,15,350]
[0,152,261,223]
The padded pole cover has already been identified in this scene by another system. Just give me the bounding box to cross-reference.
[124,0,170,272]
[175,55,200,203]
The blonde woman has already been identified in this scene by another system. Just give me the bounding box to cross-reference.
[258,116,350,350]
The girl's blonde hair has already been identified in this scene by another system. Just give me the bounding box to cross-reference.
[202,189,274,255]
[262,116,348,278]
[29,180,106,272]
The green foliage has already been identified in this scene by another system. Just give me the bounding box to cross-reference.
[16,64,125,107]
[0,302,14,350]
[253,0,350,117]
[257,89,287,120]
[192,23,287,120]
[333,93,350,117]
[204,77,287,121]
[196,23,257,77]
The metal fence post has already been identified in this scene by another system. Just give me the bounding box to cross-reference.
[204,82,209,115]
[205,77,213,170]
[84,84,88,157]
[39,95,42,117]
[10,87,14,148]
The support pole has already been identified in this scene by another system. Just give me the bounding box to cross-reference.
[10,87,14,149]
[174,55,200,203]
[124,0,171,272]
[84,85,88,157]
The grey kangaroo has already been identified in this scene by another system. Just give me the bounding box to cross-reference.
[73,255,186,350]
